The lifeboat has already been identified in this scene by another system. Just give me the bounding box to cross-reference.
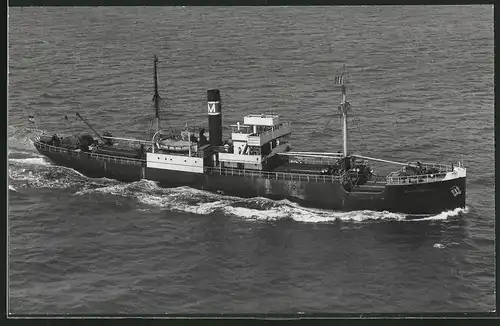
[156,138,191,152]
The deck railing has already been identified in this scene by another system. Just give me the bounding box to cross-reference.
[35,141,145,166]
[204,166,344,183]
[385,161,454,185]
[231,121,291,134]
[386,171,449,185]
[418,162,454,173]
[370,175,387,183]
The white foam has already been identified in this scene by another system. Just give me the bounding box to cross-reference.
[407,206,469,222]
[72,179,469,224]
[8,185,18,192]
[8,127,41,151]
[224,205,285,221]
[76,180,162,201]
[9,159,112,191]
[172,185,238,202]
[135,193,174,208]
[58,165,88,178]
[434,243,445,249]
[9,155,94,184]
[8,148,44,157]
[9,169,75,189]
[9,157,51,166]
[222,202,408,223]
[76,183,127,196]
[180,201,229,215]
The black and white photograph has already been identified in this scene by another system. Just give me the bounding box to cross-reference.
[7,5,494,314]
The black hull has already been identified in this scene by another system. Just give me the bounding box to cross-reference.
[34,145,466,215]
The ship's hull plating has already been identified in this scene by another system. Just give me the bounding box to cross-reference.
[35,146,466,215]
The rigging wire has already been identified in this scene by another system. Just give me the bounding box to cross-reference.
[161,106,176,136]
[318,112,342,136]
[154,95,176,137]
[351,115,368,153]
[144,99,156,141]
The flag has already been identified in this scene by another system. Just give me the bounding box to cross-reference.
[28,115,35,123]
[334,75,346,85]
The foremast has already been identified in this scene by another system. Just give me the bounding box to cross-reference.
[335,68,350,158]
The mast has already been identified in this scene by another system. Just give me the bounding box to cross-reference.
[341,83,348,157]
[336,66,350,157]
[153,55,160,132]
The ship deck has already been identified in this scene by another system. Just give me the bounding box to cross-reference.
[271,162,330,174]
[34,140,463,187]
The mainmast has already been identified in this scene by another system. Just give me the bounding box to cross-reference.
[335,67,350,158]
[153,55,160,132]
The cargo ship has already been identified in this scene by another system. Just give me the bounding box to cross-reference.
[31,56,466,215]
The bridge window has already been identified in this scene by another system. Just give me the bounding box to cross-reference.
[248,146,261,156]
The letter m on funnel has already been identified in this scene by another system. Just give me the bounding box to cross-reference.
[207,101,220,115]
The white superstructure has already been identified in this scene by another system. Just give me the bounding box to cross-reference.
[146,152,204,173]
[218,113,292,170]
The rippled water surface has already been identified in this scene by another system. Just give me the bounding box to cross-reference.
[8,6,494,314]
